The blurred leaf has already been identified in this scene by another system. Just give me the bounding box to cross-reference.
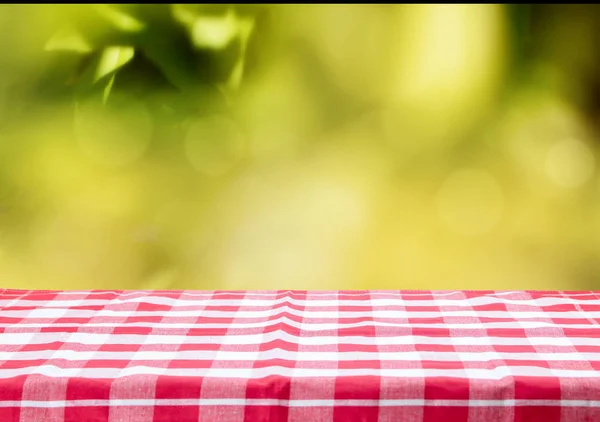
[71,52,108,99]
[95,46,135,83]
[109,51,177,101]
[171,4,198,25]
[92,4,145,32]
[220,16,255,93]
[136,22,199,92]
[190,9,239,50]
[45,26,92,53]
[103,73,116,105]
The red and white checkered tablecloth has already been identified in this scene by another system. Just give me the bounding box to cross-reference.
[0,289,599,422]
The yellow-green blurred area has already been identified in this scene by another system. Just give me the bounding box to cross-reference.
[1,4,599,291]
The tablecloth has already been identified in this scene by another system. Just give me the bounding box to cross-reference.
[0,289,599,422]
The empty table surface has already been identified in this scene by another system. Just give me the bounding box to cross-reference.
[0,289,599,421]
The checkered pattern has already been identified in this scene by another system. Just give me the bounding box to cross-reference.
[0,289,599,422]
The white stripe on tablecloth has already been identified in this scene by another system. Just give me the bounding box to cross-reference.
[2,318,599,330]
[0,365,597,379]
[0,398,598,408]
[4,308,600,320]
[0,349,598,363]
[0,332,595,347]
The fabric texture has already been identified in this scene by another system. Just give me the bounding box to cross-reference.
[0,289,599,421]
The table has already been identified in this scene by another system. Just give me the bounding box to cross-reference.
[0,289,599,422]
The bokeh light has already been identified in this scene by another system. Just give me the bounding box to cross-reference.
[545,138,595,188]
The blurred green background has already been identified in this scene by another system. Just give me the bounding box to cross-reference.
[0,4,599,291]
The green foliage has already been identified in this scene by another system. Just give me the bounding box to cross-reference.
[35,4,263,124]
